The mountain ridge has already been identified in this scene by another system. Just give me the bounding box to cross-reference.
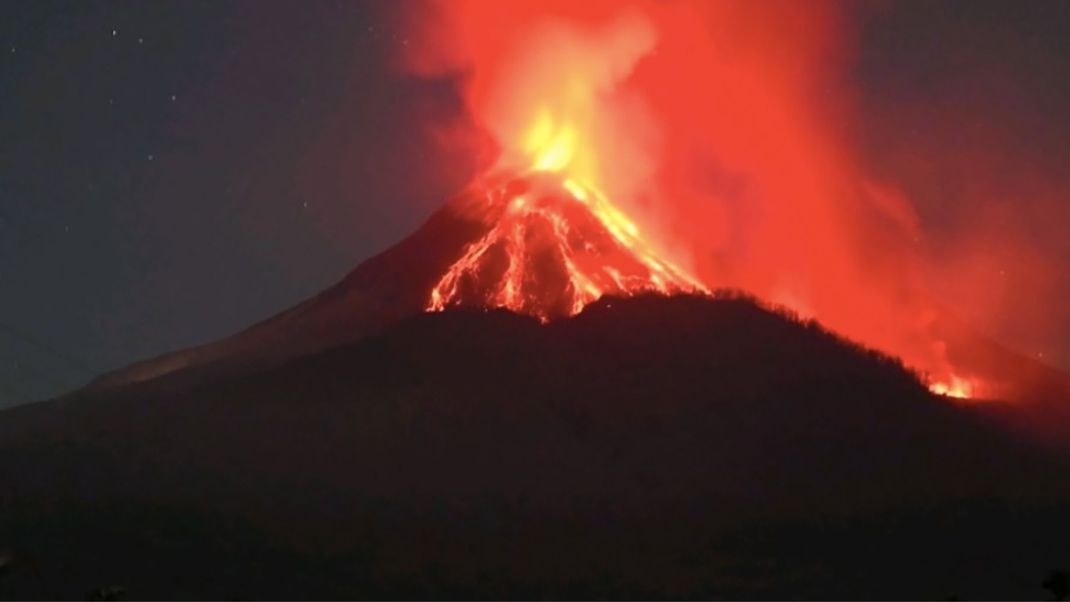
[3,294,1069,598]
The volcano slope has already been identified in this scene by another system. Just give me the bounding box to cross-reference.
[2,294,1070,600]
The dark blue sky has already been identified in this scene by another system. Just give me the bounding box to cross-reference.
[2,0,1069,408]
[1,1,478,406]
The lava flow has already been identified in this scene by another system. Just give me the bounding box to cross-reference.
[427,172,706,322]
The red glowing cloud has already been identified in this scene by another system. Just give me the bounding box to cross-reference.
[397,0,1067,402]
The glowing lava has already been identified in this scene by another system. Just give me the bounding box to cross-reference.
[427,172,706,322]
[928,375,976,400]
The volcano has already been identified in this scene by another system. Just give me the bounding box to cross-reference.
[91,170,705,389]
[89,169,1070,426]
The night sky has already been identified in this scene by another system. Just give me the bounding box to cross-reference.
[2,0,1069,408]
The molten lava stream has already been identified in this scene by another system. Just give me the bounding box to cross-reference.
[427,173,707,322]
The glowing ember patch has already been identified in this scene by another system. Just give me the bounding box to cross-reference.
[929,375,975,399]
[526,111,577,172]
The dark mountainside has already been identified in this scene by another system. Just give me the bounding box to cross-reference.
[2,294,1070,599]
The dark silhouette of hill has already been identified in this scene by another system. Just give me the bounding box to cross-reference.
[2,294,1069,599]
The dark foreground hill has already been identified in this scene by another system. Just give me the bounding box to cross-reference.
[1,294,1069,599]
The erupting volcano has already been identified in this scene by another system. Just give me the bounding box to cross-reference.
[7,2,1070,598]
[69,0,1070,420]
[394,0,1058,404]
[91,0,1070,408]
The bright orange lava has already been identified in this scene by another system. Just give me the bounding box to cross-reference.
[427,172,706,322]
[928,375,976,400]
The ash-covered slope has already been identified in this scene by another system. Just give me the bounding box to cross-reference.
[89,187,489,389]
[2,295,1069,599]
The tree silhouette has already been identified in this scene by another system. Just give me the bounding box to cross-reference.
[87,585,127,601]
[1043,569,1069,601]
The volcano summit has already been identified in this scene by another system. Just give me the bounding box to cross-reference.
[428,173,706,321]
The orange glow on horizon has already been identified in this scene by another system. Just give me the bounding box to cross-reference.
[929,375,977,400]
